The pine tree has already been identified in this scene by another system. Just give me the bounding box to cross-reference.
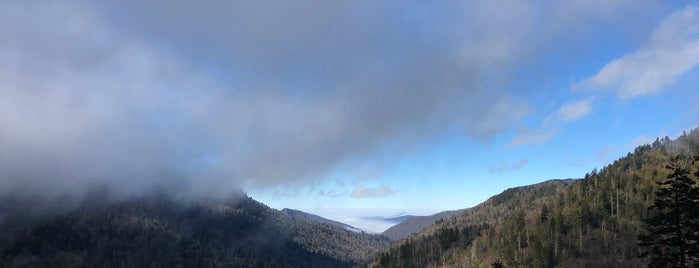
[640,155,699,267]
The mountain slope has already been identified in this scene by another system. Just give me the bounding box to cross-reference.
[281,208,361,232]
[272,208,389,262]
[372,178,574,267]
[0,191,389,267]
[382,210,463,241]
[372,128,699,267]
[384,215,415,224]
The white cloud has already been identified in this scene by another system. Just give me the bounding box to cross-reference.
[575,5,699,98]
[509,129,558,147]
[350,185,396,198]
[546,97,594,124]
[329,216,396,234]
[510,97,592,147]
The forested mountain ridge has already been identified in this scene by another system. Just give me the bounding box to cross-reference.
[371,128,699,267]
[281,208,362,232]
[372,179,574,267]
[382,178,577,242]
[0,191,389,267]
[272,208,389,263]
[382,209,464,241]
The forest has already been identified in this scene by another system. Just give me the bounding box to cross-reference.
[371,128,699,267]
[0,190,388,267]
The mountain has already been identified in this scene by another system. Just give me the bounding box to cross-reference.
[0,190,390,267]
[281,208,361,232]
[384,215,415,224]
[381,210,462,241]
[372,128,699,267]
[373,179,574,267]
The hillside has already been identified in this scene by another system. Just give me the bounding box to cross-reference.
[384,215,415,224]
[382,210,463,241]
[272,208,389,262]
[372,179,574,267]
[281,208,362,232]
[372,128,699,267]
[0,191,389,267]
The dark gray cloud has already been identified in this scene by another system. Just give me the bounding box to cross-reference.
[0,1,661,198]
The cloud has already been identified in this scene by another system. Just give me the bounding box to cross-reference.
[313,209,416,233]
[0,1,667,199]
[511,97,593,147]
[545,97,594,124]
[350,185,396,198]
[575,4,699,98]
[318,189,345,198]
[509,129,558,147]
[486,159,529,174]
[470,97,530,141]
[0,1,540,199]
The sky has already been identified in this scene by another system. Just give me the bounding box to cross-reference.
[1,1,699,232]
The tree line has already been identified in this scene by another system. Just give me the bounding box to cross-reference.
[370,128,699,267]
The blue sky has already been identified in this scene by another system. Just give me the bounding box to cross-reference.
[1,1,699,232]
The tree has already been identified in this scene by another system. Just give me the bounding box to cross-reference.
[640,155,699,267]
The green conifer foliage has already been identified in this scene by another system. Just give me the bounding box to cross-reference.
[640,155,699,268]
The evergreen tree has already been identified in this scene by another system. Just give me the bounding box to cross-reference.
[640,155,699,267]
